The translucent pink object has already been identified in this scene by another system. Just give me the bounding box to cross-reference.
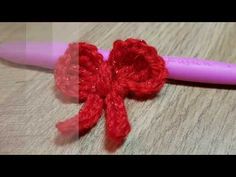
[0,41,236,85]
[0,41,67,69]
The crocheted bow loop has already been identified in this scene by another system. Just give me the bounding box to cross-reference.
[54,38,168,142]
[108,39,167,99]
[55,42,105,136]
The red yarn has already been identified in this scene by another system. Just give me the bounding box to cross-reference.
[54,38,168,142]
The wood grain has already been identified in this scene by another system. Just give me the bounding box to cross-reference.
[0,22,236,154]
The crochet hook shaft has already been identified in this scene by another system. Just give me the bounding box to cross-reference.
[0,41,236,85]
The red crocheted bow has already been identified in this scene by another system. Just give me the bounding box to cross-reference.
[54,38,168,143]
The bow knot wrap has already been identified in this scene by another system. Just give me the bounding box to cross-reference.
[55,38,168,142]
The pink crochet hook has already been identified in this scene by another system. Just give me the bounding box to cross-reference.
[0,41,236,85]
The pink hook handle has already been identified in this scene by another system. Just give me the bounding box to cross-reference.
[0,41,236,85]
[0,41,67,69]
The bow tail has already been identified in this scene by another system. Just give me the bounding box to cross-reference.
[56,94,104,136]
[105,92,131,142]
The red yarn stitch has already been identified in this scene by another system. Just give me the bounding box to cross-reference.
[54,38,168,143]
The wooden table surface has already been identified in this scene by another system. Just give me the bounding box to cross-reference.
[0,22,236,154]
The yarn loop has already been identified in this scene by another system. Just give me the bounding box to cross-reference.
[54,38,168,142]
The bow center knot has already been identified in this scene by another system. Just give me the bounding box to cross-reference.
[94,62,113,98]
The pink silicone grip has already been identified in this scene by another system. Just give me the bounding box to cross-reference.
[0,42,236,85]
[0,41,67,69]
[164,56,236,85]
